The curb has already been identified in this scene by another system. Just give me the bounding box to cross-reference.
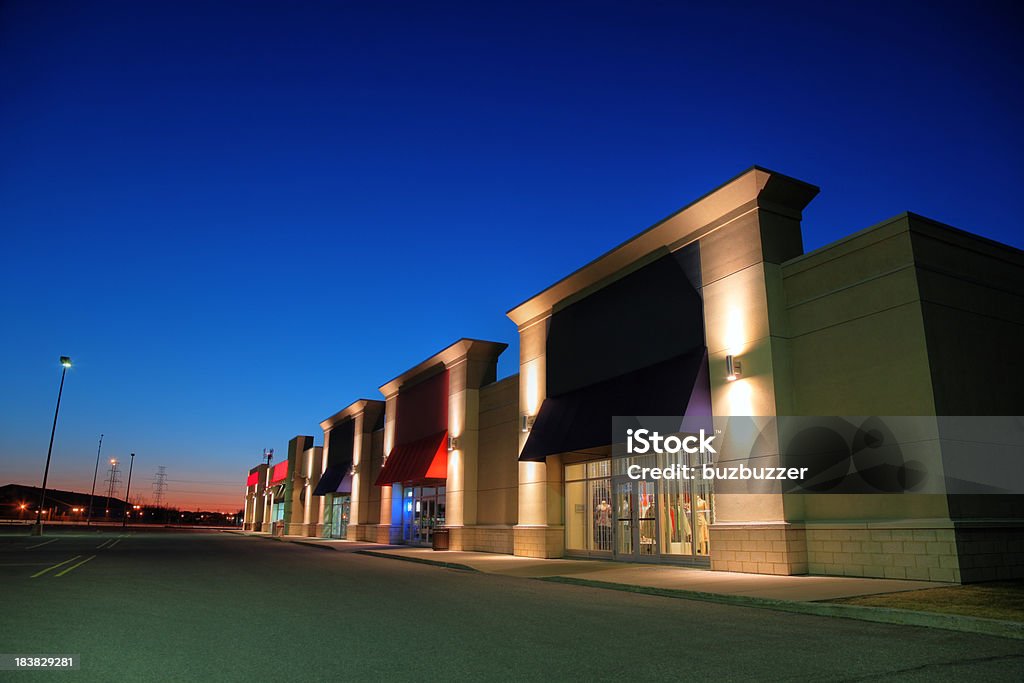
[354,549,479,573]
[291,539,338,551]
[538,576,1024,641]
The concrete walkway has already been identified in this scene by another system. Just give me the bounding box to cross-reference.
[232,531,944,602]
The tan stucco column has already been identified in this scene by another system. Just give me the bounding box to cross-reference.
[699,179,815,574]
[513,313,565,558]
[375,393,401,544]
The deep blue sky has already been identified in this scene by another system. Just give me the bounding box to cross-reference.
[2,1,1021,510]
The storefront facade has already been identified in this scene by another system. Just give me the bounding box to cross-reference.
[318,399,385,541]
[371,339,512,550]
[240,436,323,535]
[564,454,714,565]
[243,463,267,531]
[243,167,1024,582]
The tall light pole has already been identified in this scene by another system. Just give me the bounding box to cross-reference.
[86,434,103,526]
[32,356,72,536]
[122,453,135,528]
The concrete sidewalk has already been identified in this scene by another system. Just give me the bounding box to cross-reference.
[231,531,943,601]
[354,547,944,602]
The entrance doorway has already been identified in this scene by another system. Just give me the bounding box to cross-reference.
[401,485,446,546]
[330,495,350,539]
[566,455,713,565]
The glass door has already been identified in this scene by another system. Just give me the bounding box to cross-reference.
[331,495,350,539]
[637,480,658,558]
[401,485,446,546]
[612,476,660,561]
[415,487,436,545]
[613,479,634,558]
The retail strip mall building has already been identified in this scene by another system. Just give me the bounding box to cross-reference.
[243,167,1024,583]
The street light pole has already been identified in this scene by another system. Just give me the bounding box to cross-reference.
[122,453,135,528]
[86,434,103,526]
[32,356,72,536]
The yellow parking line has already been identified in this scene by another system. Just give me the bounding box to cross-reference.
[107,539,121,549]
[96,539,113,549]
[27,538,59,550]
[31,555,81,578]
[56,555,96,577]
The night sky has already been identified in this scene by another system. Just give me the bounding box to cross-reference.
[2,1,1021,511]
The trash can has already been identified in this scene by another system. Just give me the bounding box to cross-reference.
[273,521,285,537]
[432,528,450,551]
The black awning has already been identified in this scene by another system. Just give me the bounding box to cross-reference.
[314,464,348,496]
[519,347,708,461]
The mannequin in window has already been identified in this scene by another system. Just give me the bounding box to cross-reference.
[595,499,612,551]
[695,495,710,555]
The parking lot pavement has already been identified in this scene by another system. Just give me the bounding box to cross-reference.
[1,529,1022,682]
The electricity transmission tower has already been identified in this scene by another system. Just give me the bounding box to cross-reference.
[104,459,122,518]
[153,466,168,508]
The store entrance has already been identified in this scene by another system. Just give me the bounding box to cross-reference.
[612,477,659,559]
[401,484,446,546]
[567,456,713,565]
[330,495,350,539]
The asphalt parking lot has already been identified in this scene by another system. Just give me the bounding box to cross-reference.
[1,528,1022,681]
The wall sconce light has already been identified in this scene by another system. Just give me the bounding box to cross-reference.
[521,414,535,433]
[726,355,742,382]
[447,435,461,452]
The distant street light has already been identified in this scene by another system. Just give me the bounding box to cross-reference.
[122,453,135,528]
[86,434,104,526]
[32,356,72,536]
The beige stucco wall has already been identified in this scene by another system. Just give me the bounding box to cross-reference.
[476,375,519,526]
[780,216,950,526]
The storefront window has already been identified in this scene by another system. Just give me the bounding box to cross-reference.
[564,461,611,556]
[570,453,714,564]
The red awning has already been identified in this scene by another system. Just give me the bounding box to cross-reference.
[246,471,259,487]
[375,430,448,486]
[270,460,288,484]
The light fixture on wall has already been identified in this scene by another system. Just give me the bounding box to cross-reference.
[726,355,742,381]
[447,435,461,452]
[521,414,535,433]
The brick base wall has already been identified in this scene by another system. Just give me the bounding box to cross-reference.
[372,524,401,545]
[449,526,514,554]
[513,525,564,558]
[805,524,960,582]
[955,523,1024,582]
[285,522,321,537]
[710,523,807,575]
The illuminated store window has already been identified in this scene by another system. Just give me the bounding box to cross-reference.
[556,450,715,565]
[564,460,612,557]
[400,485,446,546]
